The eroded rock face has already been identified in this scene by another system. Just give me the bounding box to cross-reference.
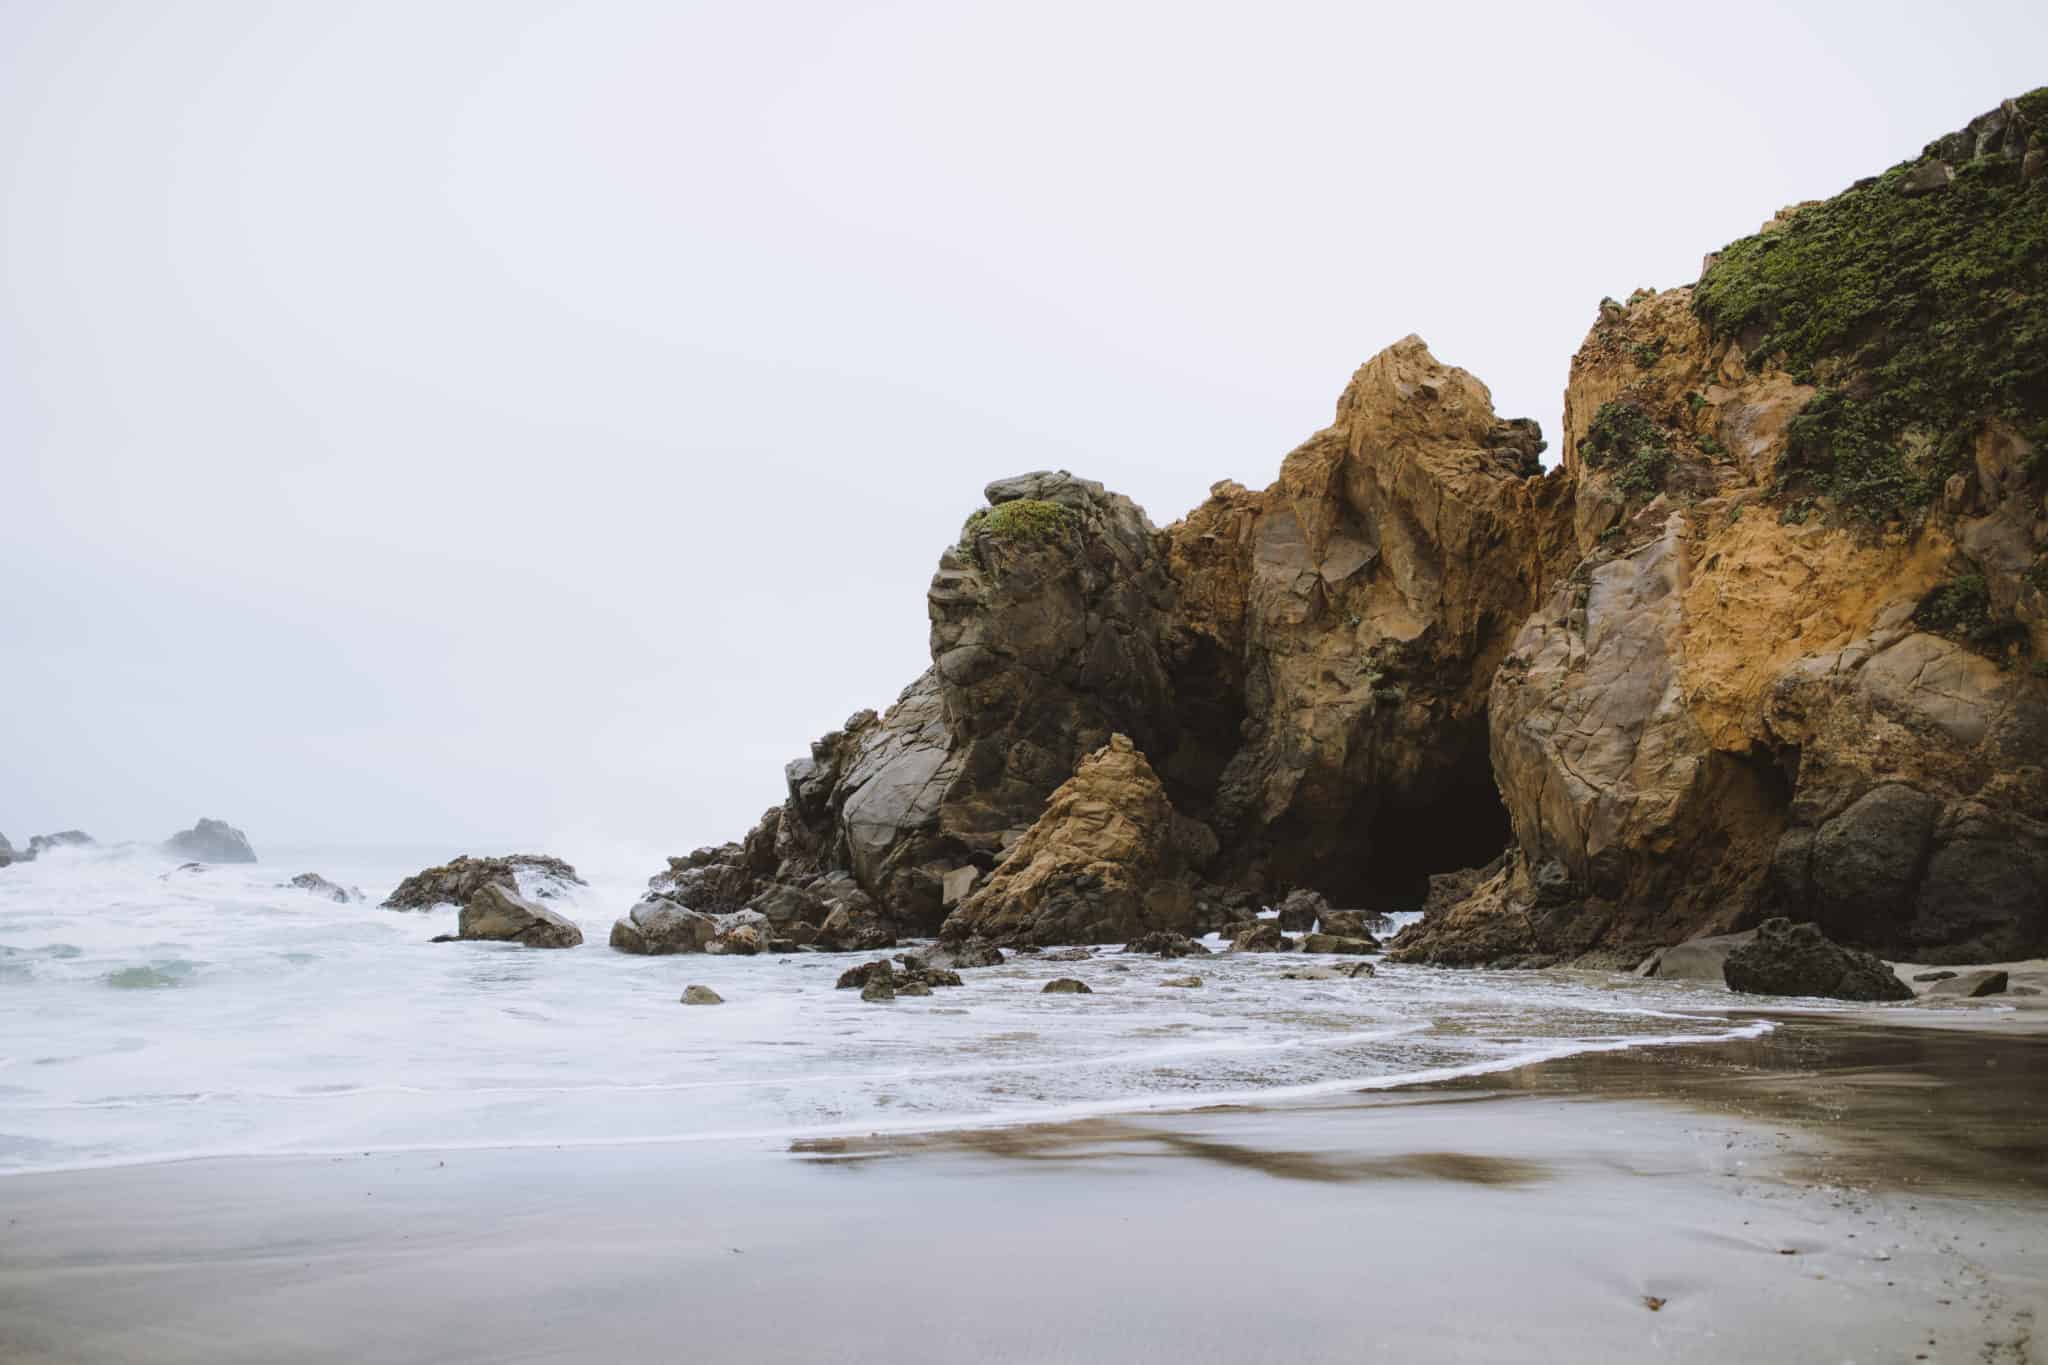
[385,855,585,910]
[164,819,256,864]
[456,882,584,949]
[1402,94,2048,966]
[1165,337,1573,903]
[940,736,1207,946]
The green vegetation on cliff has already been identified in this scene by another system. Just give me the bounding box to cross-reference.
[1692,88,2048,521]
[1577,400,1671,497]
[961,499,1080,546]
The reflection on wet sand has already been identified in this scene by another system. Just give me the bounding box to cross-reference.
[796,1018,2047,1197]
[794,1119,1549,1184]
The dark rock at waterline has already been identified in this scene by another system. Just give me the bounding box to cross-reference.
[914,938,1005,970]
[456,882,584,949]
[1275,889,1327,933]
[384,854,584,910]
[163,818,257,864]
[1042,977,1092,994]
[1722,919,1909,1002]
[1123,931,1211,958]
[0,832,13,867]
[285,873,362,904]
[1300,932,1379,955]
[609,895,719,955]
[839,958,961,991]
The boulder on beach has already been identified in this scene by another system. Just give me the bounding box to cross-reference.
[609,895,719,954]
[1722,919,1910,1001]
[940,735,1210,947]
[163,819,257,864]
[284,873,362,904]
[1634,931,1757,982]
[680,985,724,1006]
[1230,923,1290,953]
[1923,969,2009,998]
[456,882,584,949]
[384,854,584,910]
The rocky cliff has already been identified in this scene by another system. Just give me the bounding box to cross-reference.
[1395,91,2048,966]
[648,91,2047,964]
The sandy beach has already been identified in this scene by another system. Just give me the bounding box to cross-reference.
[3,1013,2041,1365]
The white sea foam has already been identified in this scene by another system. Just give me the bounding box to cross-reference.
[0,843,1784,1176]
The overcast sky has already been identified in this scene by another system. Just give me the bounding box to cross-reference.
[2,1,2041,854]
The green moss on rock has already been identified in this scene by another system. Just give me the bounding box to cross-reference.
[1578,400,1671,497]
[960,499,1080,546]
[1692,87,2048,523]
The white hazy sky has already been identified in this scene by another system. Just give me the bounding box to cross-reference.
[3,1,2042,852]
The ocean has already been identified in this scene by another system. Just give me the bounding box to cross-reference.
[0,842,1775,1176]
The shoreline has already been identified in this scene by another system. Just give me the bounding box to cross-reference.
[4,1012,2043,1364]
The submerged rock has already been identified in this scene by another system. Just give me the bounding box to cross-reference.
[1041,977,1092,994]
[680,985,724,1006]
[284,873,362,904]
[859,961,897,1003]
[456,882,584,949]
[163,818,257,864]
[1159,975,1203,988]
[1123,931,1211,958]
[384,855,584,910]
[1722,919,1909,1001]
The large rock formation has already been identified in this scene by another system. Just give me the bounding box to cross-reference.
[25,830,94,860]
[642,341,1563,935]
[1164,337,1575,901]
[384,855,584,910]
[164,819,257,864]
[1398,91,2048,967]
[941,735,1211,946]
[1722,918,1912,1002]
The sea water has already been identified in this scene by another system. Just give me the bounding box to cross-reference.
[0,842,1775,1175]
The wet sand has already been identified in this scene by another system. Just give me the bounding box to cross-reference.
[2,1016,2043,1364]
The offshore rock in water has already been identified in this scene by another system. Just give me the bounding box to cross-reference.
[456,882,583,949]
[1122,931,1211,958]
[680,985,724,1006]
[26,830,95,860]
[1230,922,1290,953]
[1275,889,1326,932]
[1722,919,1909,1001]
[609,895,718,954]
[1041,977,1092,994]
[384,854,584,909]
[163,818,257,864]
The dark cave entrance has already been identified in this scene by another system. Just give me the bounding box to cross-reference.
[1317,743,1514,912]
